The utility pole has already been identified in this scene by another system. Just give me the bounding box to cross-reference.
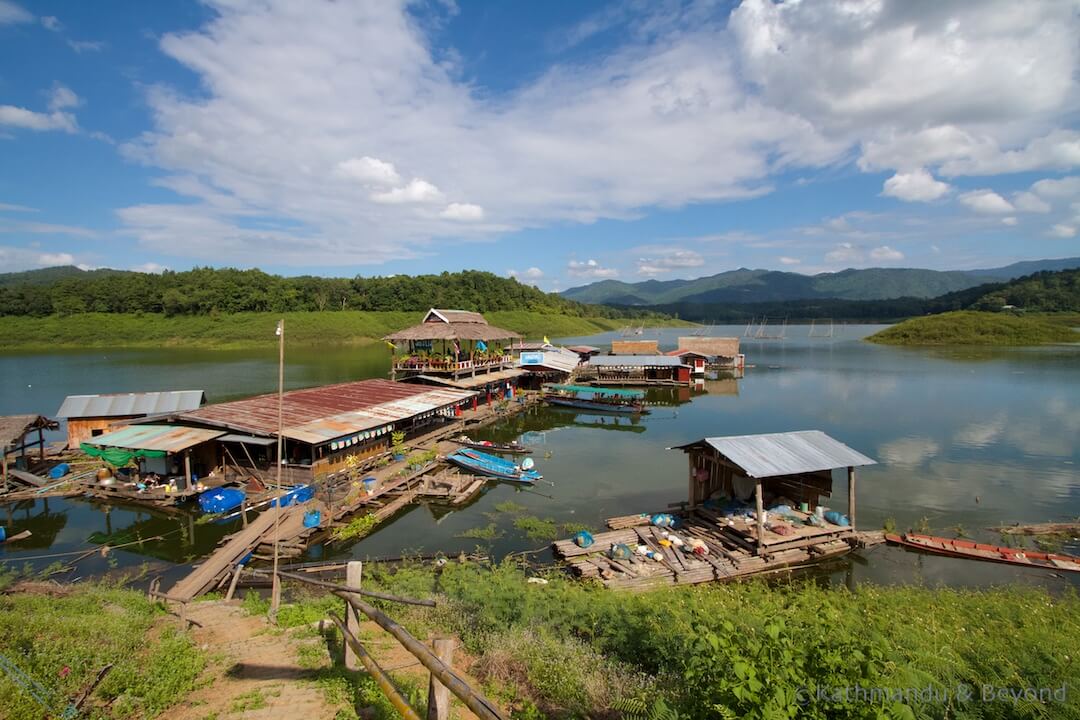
[271,318,284,621]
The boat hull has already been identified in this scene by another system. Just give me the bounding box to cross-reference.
[544,396,647,414]
[885,533,1080,572]
[453,439,533,455]
[446,449,541,483]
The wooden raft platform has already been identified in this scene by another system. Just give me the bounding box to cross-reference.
[552,508,876,591]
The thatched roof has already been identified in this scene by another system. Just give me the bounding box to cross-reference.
[424,309,487,324]
[1,414,58,450]
[677,337,740,357]
[611,339,660,355]
[385,322,520,342]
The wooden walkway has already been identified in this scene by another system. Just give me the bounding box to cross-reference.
[552,509,883,591]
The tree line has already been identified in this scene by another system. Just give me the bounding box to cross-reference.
[0,266,662,319]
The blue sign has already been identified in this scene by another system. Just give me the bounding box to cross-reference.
[521,351,544,365]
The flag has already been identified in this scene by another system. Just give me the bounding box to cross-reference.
[543,335,550,345]
[385,340,396,350]
[476,340,488,352]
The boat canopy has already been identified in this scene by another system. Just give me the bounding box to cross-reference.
[543,384,645,399]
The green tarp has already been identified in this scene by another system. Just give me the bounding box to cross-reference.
[80,443,166,467]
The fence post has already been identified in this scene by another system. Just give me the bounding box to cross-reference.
[344,561,363,670]
[427,636,455,720]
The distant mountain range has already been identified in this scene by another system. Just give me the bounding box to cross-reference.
[560,257,1080,305]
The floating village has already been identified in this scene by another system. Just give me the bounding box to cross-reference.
[2,309,1077,607]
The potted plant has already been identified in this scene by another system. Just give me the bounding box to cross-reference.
[391,431,407,461]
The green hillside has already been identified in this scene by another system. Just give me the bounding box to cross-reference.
[561,257,1080,305]
[867,311,1080,346]
[969,268,1080,312]
[0,265,130,288]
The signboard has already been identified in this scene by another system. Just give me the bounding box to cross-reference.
[520,351,544,365]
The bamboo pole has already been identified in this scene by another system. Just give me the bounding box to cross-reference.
[266,569,437,607]
[271,318,284,622]
[344,561,362,671]
[331,589,505,720]
[330,614,422,720]
[847,466,856,531]
[755,479,765,556]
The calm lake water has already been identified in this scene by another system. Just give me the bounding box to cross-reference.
[2,325,1078,591]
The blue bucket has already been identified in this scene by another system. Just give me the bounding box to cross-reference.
[303,510,322,528]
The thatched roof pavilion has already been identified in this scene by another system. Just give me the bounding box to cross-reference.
[385,309,521,383]
[384,308,520,343]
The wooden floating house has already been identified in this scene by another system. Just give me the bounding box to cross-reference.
[80,379,477,501]
[385,308,523,401]
[56,390,206,448]
[1,414,59,490]
[516,346,582,387]
[675,336,745,372]
[552,430,878,590]
[583,355,694,386]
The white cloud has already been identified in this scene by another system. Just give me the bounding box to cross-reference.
[634,248,705,275]
[40,15,60,31]
[48,86,79,112]
[869,245,904,261]
[1031,176,1080,200]
[439,202,484,221]
[1012,191,1051,213]
[1048,224,1077,238]
[0,104,77,133]
[67,40,105,53]
[508,266,544,281]
[958,189,1014,214]
[0,1,31,24]
[0,220,98,237]
[881,168,950,202]
[335,156,400,186]
[370,179,443,205]
[824,242,860,264]
[38,252,74,266]
[132,262,169,274]
[879,437,940,466]
[1001,217,1018,226]
[568,258,618,279]
[0,202,36,212]
[778,256,801,265]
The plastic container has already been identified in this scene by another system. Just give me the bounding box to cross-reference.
[48,463,70,480]
[303,510,322,528]
[573,530,594,548]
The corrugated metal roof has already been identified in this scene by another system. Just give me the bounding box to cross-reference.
[566,345,601,354]
[218,433,277,446]
[0,414,57,449]
[673,430,876,478]
[56,390,206,419]
[284,387,476,444]
[518,349,580,374]
[590,355,690,368]
[83,424,224,452]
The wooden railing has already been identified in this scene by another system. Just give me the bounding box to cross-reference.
[271,564,505,720]
[393,355,513,372]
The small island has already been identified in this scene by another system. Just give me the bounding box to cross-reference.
[867,310,1080,346]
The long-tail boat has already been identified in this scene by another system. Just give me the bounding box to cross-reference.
[885,532,1080,573]
[541,384,649,414]
[452,435,533,455]
[446,448,542,483]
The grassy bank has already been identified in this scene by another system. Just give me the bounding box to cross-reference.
[867,311,1080,346]
[268,561,1080,720]
[0,311,692,350]
[0,581,204,719]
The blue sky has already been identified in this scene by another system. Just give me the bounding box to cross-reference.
[1,0,1079,292]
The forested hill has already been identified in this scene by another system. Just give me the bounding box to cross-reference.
[968,268,1080,312]
[0,266,654,319]
[561,257,1080,305]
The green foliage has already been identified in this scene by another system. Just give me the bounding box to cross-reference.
[0,584,204,719]
[867,311,1080,346]
[456,523,504,540]
[512,515,559,541]
[969,268,1080,312]
[331,513,379,542]
[242,589,271,616]
[493,500,527,514]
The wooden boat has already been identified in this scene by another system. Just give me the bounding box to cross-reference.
[446,448,542,483]
[542,384,649,415]
[885,532,1080,573]
[452,436,533,455]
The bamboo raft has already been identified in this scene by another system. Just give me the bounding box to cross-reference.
[553,508,883,591]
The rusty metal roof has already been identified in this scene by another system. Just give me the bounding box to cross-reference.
[82,424,224,452]
[161,379,475,444]
[0,414,58,450]
[56,390,206,419]
[672,430,876,478]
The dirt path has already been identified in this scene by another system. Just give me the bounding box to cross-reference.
[160,601,490,720]
[160,601,344,720]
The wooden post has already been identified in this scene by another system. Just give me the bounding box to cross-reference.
[344,561,362,670]
[183,452,192,491]
[225,563,245,601]
[754,479,765,556]
[847,466,856,531]
[427,636,455,720]
[2,450,7,494]
[270,570,281,621]
[38,428,45,463]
